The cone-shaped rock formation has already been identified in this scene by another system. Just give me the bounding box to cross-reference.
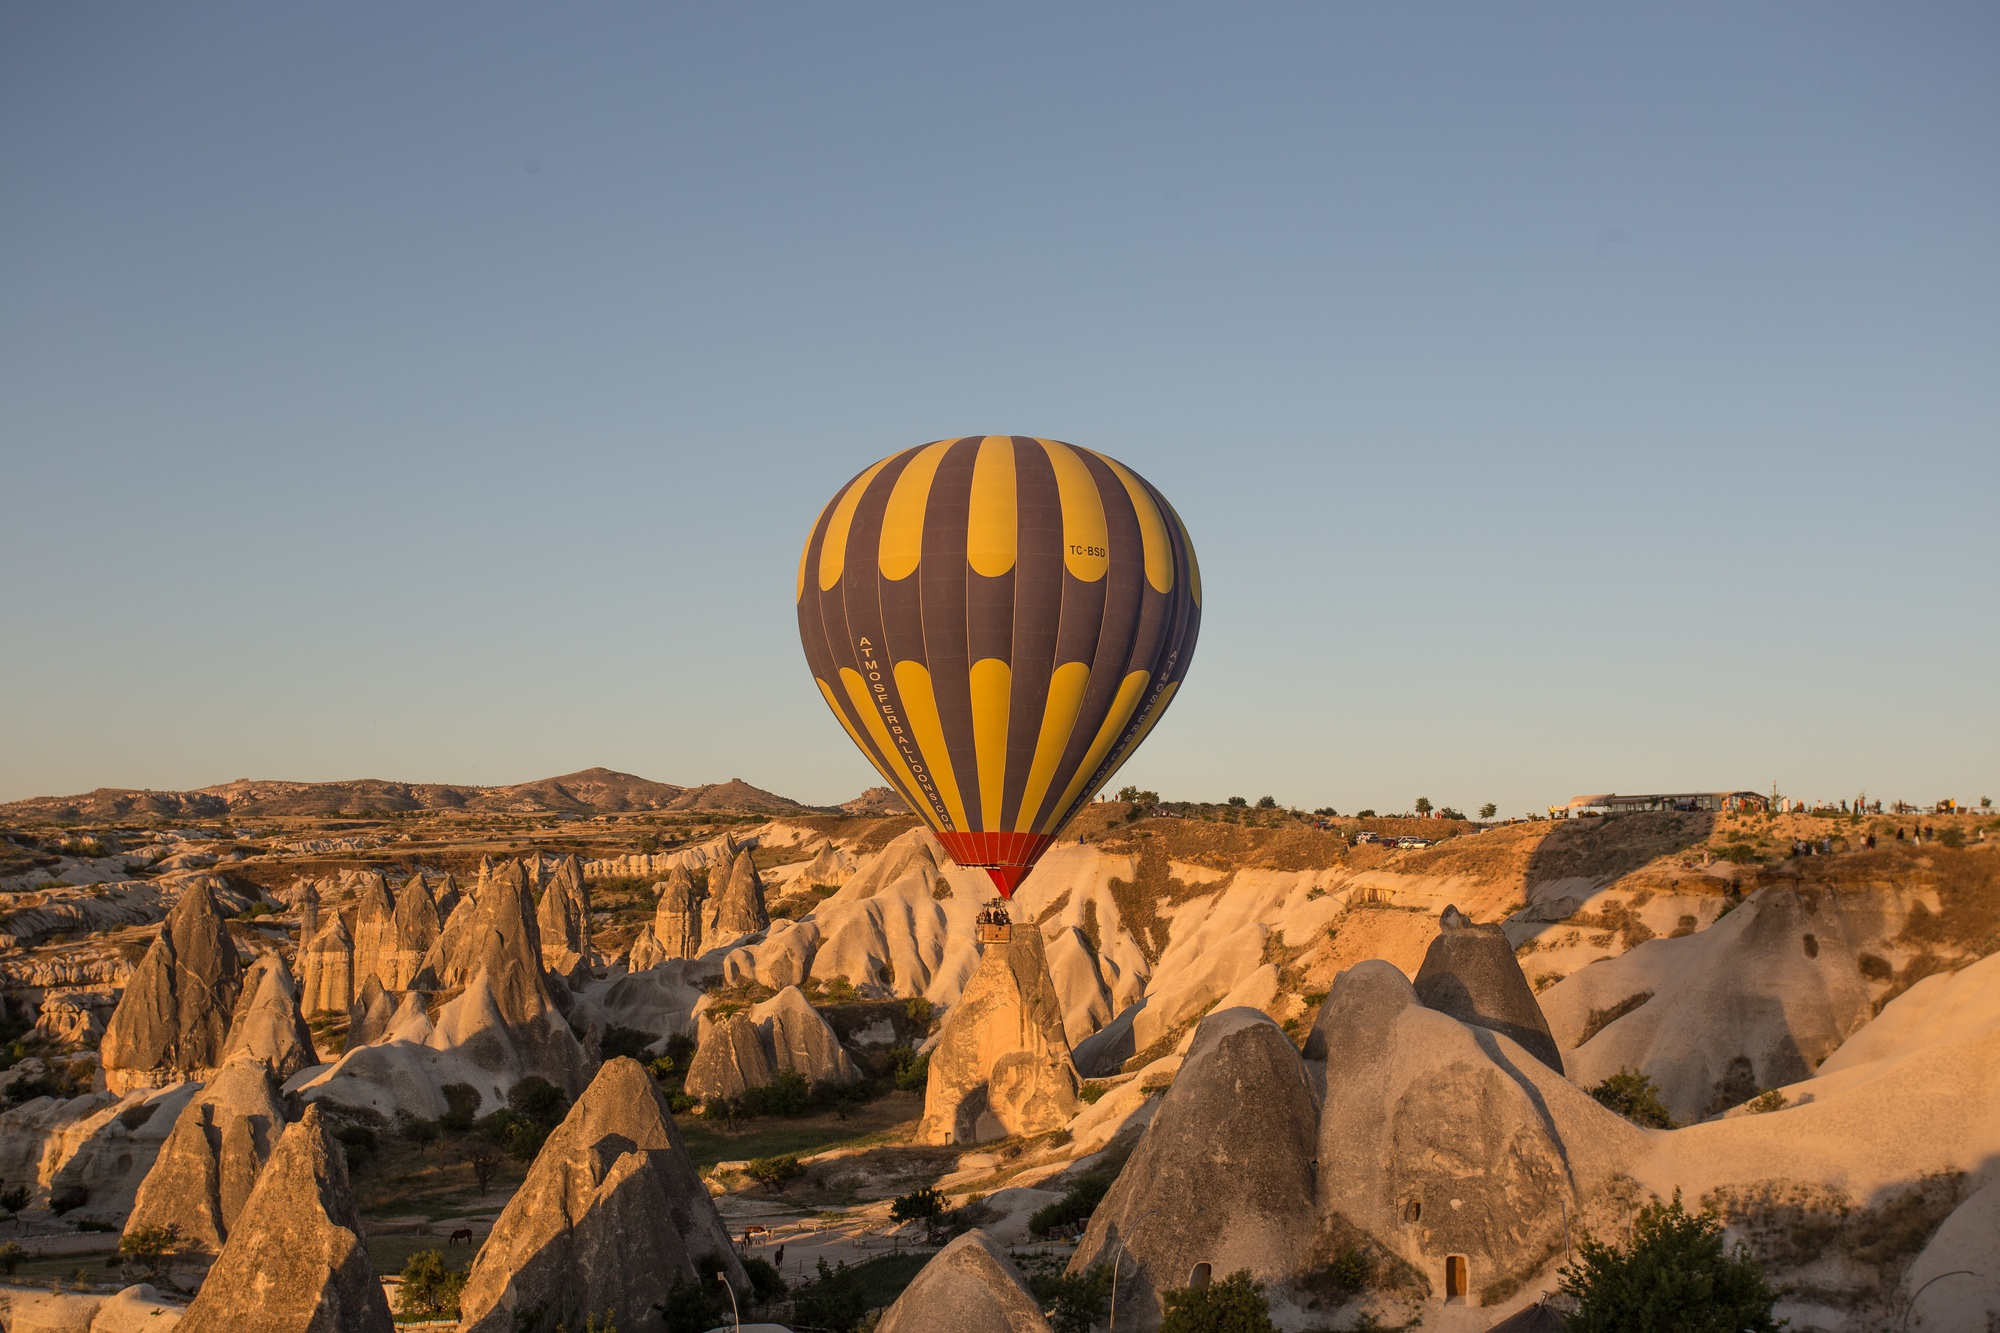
[683,986,858,1101]
[456,1057,746,1332]
[878,1229,1053,1333]
[537,854,595,982]
[388,873,441,990]
[175,1103,392,1333]
[348,872,399,996]
[348,976,395,1049]
[124,1057,288,1254]
[1412,905,1564,1073]
[298,915,355,1018]
[703,849,768,944]
[919,925,1078,1143]
[102,880,244,1094]
[1067,1008,1317,1325]
[221,953,318,1080]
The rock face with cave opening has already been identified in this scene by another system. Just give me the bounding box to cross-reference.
[1067,1007,1318,1327]
[456,1057,745,1333]
[918,926,1078,1144]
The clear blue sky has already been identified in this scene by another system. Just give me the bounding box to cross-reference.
[3,4,1995,815]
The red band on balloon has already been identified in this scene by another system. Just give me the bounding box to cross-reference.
[933,831,1057,900]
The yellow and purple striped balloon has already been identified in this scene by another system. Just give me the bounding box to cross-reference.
[797,437,1200,898]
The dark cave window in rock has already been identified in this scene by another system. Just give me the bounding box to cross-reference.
[1402,1198,1422,1224]
[1445,1254,1469,1303]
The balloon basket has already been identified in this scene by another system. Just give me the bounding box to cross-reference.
[975,901,1013,944]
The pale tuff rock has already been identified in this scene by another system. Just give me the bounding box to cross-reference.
[456,1058,746,1333]
[176,1103,394,1333]
[221,953,318,1080]
[296,877,321,941]
[32,989,117,1048]
[101,880,243,1095]
[294,860,591,1116]
[297,915,355,1018]
[387,872,440,990]
[536,854,595,981]
[919,926,1079,1144]
[347,872,399,996]
[347,976,395,1048]
[630,865,702,968]
[684,1013,773,1101]
[431,871,461,922]
[0,1285,186,1333]
[683,986,859,1101]
[124,1058,288,1254]
[878,1229,1053,1333]
[703,848,769,946]
[722,918,820,990]
[0,1082,196,1216]
[797,839,858,889]
[754,985,860,1084]
[1044,926,1114,1049]
[1310,961,1644,1310]
[1412,905,1564,1073]
[1067,1009,1318,1327]
[806,831,982,1002]
[1545,884,1877,1122]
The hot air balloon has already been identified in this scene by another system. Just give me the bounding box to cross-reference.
[797,437,1201,910]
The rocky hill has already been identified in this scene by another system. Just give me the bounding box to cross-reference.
[0,767,811,821]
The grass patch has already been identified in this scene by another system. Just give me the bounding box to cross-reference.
[673,1094,919,1170]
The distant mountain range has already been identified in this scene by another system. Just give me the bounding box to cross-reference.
[0,768,829,821]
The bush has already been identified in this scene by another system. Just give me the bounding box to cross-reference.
[333,1124,378,1168]
[890,1185,945,1225]
[737,1068,814,1117]
[1590,1069,1676,1129]
[1028,1170,1114,1237]
[599,1025,658,1063]
[1077,1082,1107,1105]
[904,997,935,1028]
[741,1255,786,1304]
[745,1154,805,1191]
[657,1270,728,1333]
[0,1185,30,1214]
[439,1082,481,1133]
[396,1248,467,1319]
[1032,1263,1113,1333]
[789,1254,929,1333]
[1158,1268,1276,1332]
[0,1240,20,1276]
[118,1223,183,1280]
[1560,1191,1780,1333]
[889,1047,929,1093]
[1744,1089,1787,1114]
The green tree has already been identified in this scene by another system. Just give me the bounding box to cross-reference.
[1041,1264,1113,1333]
[745,1154,805,1191]
[1480,803,1498,820]
[1255,796,1278,810]
[118,1223,184,1282]
[1590,1069,1677,1129]
[1158,1268,1277,1332]
[1226,796,1248,808]
[890,1185,945,1226]
[0,1240,22,1276]
[397,1248,467,1319]
[1415,797,1433,816]
[1560,1191,1781,1333]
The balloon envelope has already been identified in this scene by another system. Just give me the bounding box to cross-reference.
[797,437,1201,898]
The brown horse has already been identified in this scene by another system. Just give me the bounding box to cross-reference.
[449,1227,475,1245]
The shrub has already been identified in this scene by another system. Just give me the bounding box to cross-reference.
[890,1185,945,1225]
[904,997,935,1028]
[1560,1191,1780,1333]
[1744,1089,1788,1114]
[1159,1268,1276,1332]
[396,1248,467,1319]
[1033,1263,1113,1333]
[118,1222,184,1280]
[1077,1082,1107,1105]
[333,1124,378,1168]
[741,1255,786,1304]
[1591,1069,1676,1129]
[0,1240,20,1276]
[788,1254,928,1333]
[0,1184,30,1214]
[439,1082,481,1133]
[745,1154,805,1191]
[737,1068,814,1117]
[599,1025,658,1063]
[890,1047,929,1093]
[657,1269,727,1333]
